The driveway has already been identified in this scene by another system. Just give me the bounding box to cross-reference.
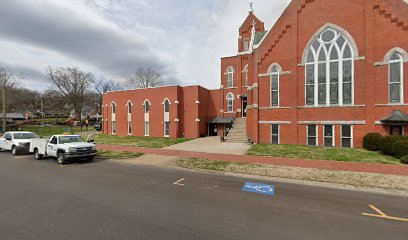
[163,136,251,155]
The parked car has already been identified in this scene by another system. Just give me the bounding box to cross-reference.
[30,134,97,165]
[0,131,40,155]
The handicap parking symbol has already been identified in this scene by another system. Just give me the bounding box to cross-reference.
[241,182,275,196]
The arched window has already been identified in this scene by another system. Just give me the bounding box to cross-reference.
[127,101,132,114]
[164,99,170,113]
[143,100,150,136]
[244,65,249,86]
[226,93,234,112]
[227,67,234,88]
[111,102,116,114]
[304,26,356,106]
[144,100,150,113]
[127,101,132,135]
[389,52,404,103]
[270,65,280,107]
[243,39,250,51]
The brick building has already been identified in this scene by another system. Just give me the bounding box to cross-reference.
[103,0,408,148]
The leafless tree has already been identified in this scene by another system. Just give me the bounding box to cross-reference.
[94,78,121,113]
[127,67,163,89]
[47,66,94,129]
[0,68,20,132]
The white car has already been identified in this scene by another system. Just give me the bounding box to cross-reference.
[0,131,41,155]
[30,134,97,165]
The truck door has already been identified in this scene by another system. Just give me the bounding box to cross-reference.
[1,133,12,150]
[47,136,58,157]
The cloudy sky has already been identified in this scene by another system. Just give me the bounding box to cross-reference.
[0,0,290,90]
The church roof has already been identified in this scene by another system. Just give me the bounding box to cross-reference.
[253,31,268,45]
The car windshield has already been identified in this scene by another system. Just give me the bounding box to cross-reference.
[59,136,84,144]
[13,133,40,139]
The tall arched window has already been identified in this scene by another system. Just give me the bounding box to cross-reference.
[304,26,356,106]
[389,52,404,103]
[127,101,132,135]
[270,65,280,107]
[244,65,249,86]
[227,67,234,88]
[226,93,234,112]
[144,100,150,136]
[111,102,116,135]
[163,99,170,137]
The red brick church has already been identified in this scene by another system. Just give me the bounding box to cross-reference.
[103,0,408,148]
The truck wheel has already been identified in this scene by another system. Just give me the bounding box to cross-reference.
[34,149,43,160]
[12,146,19,156]
[57,153,66,165]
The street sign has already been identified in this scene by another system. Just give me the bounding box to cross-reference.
[241,182,275,196]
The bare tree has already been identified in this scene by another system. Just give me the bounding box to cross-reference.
[94,78,121,113]
[47,66,94,129]
[0,68,19,132]
[127,67,163,89]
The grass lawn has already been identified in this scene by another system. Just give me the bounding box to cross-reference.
[246,144,401,165]
[95,135,191,148]
[20,125,88,137]
[97,150,143,159]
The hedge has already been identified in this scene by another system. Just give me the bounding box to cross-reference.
[379,136,408,156]
[400,155,408,164]
[363,133,383,151]
[392,140,408,158]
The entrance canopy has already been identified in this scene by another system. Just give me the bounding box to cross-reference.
[380,110,408,125]
[208,117,235,124]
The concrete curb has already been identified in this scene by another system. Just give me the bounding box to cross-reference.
[177,159,408,197]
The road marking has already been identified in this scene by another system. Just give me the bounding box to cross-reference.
[173,178,185,186]
[241,182,275,196]
[362,205,408,222]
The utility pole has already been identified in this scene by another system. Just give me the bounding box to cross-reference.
[2,83,6,133]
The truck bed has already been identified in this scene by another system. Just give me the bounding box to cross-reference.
[30,139,49,155]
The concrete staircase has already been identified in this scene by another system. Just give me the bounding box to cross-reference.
[224,118,248,144]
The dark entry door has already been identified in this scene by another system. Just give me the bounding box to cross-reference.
[209,124,218,136]
[242,97,248,118]
[390,125,403,136]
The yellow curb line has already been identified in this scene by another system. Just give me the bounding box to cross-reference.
[362,205,408,222]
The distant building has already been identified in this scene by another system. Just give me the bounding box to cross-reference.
[103,0,408,148]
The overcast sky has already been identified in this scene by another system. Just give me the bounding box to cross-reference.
[0,0,290,90]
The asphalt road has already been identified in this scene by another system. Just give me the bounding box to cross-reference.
[0,152,407,240]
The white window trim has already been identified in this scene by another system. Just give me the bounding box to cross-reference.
[164,122,170,138]
[270,67,280,107]
[307,125,318,146]
[128,121,132,136]
[271,125,280,144]
[144,121,150,137]
[111,101,117,114]
[244,65,249,86]
[226,67,235,88]
[226,92,234,113]
[388,53,404,104]
[304,26,356,107]
[341,125,353,148]
[323,125,335,147]
[112,121,116,135]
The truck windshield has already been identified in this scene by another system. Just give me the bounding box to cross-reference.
[59,136,84,144]
[13,133,40,139]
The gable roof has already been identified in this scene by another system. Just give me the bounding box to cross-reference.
[381,110,408,124]
[253,31,268,45]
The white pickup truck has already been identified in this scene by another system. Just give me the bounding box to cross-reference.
[30,134,97,165]
[0,131,41,155]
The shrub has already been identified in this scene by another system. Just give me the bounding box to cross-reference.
[379,136,408,156]
[392,140,408,158]
[400,155,408,164]
[363,133,383,151]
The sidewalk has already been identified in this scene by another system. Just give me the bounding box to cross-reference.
[97,144,408,176]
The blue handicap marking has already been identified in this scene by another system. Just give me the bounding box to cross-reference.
[241,182,275,196]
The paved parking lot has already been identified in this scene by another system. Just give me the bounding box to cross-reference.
[0,151,407,240]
